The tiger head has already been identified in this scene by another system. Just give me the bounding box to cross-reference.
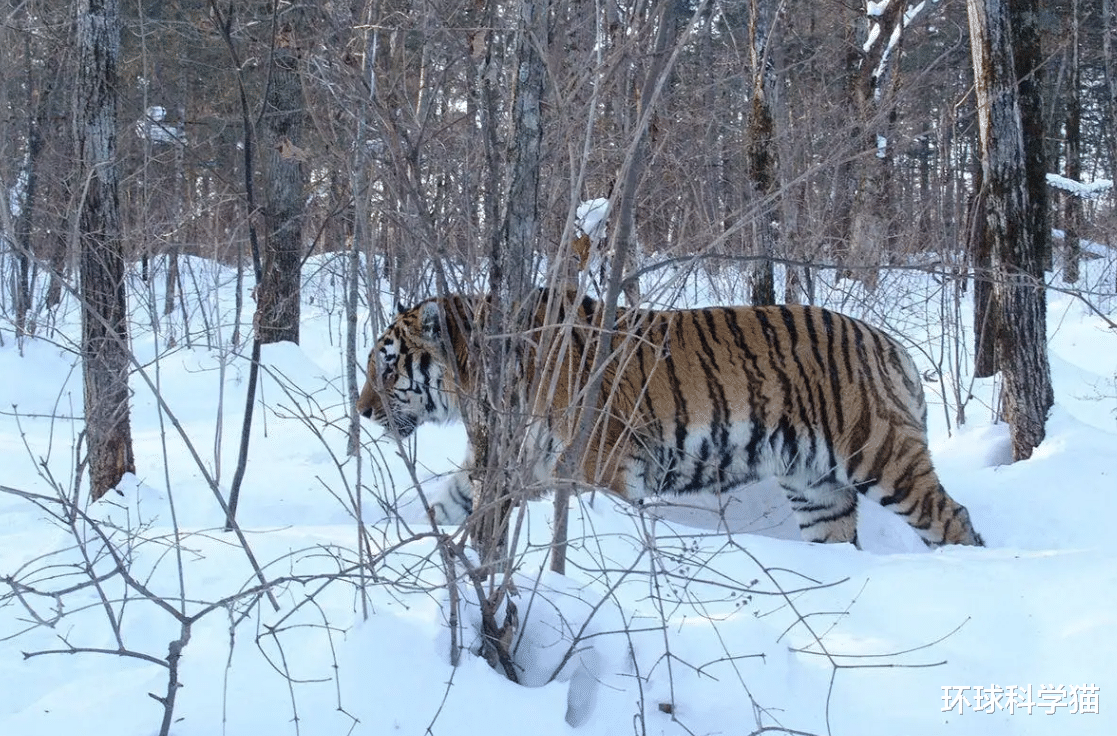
[357,298,469,438]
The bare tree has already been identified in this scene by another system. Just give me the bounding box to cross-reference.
[1012,0,1050,272]
[844,1,905,289]
[466,0,547,566]
[256,3,309,345]
[448,0,554,678]
[75,0,135,500]
[1106,0,1117,229]
[0,3,69,341]
[970,163,998,379]
[9,38,53,339]
[966,0,1054,460]
[744,0,779,306]
[1061,0,1081,284]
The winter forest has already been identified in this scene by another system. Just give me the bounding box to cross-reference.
[2,1,1117,735]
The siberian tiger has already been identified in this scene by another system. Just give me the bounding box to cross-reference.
[357,289,983,547]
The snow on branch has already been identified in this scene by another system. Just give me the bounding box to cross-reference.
[1046,173,1113,199]
[576,198,610,243]
[134,106,186,145]
[865,2,930,96]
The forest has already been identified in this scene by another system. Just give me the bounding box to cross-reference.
[2,0,1115,483]
[1,2,1116,735]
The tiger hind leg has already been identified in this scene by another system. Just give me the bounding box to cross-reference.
[866,470,984,547]
[779,480,860,546]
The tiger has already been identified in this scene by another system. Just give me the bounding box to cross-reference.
[357,288,983,547]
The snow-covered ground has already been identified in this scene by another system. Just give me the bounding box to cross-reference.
[1,251,1114,736]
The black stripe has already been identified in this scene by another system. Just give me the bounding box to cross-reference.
[661,315,689,493]
[723,308,767,469]
[697,311,732,468]
[819,310,846,473]
[779,307,828,473]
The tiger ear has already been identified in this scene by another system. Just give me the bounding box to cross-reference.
[419,301,441,340]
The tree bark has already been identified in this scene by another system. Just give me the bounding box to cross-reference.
[1010,0,1050,275]
[1106,0,1117,292]
[1105,0,1117,230]
[12,41,55,338]
[829,3,860,264]
[847,1,904,289]
[1061,0,1081,285]
[256,8,308,345]
[501,0,545,302]
[970,163,998,379]
[469,0,548,576]
[347,21,378,459]
[966,0,1053,460]
[1010,0,1049,273]
[454,0,551,680]
[76,0,135,500]
[745,0,778,306]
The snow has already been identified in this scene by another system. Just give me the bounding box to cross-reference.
[576,198,609,243]
[864,22,882,53]
[867,1,890,18]
[135,105,186,144]
[865,2,930,97]
[1,248,1116,736]
[1047,172,1113,200]
[905,2,928,28]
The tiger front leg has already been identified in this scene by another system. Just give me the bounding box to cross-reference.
[419,470,474,524]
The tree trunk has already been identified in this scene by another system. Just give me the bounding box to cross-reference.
[256,9,307,345]
[470,0,547,576]
[163,96,187,335]
[1061,0,1081,285]
[11,30,59,339]
[847,1,904,289]
[13,61,44,338]
[1105,0,1117,264]
[463,0,551,680]
[745,0,778,307]
[76,0,135,500]
[501,0,544,303]
[347,23,377,459]
[970,163,998,378]
[829,4,859,267]
[966,0,1053,460]
[1010,0,1049,272]
[612,0,685,307]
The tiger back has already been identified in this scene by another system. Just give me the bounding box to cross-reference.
[357,290,983,548]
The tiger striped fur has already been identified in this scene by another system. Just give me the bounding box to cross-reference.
[357,289,983,547]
